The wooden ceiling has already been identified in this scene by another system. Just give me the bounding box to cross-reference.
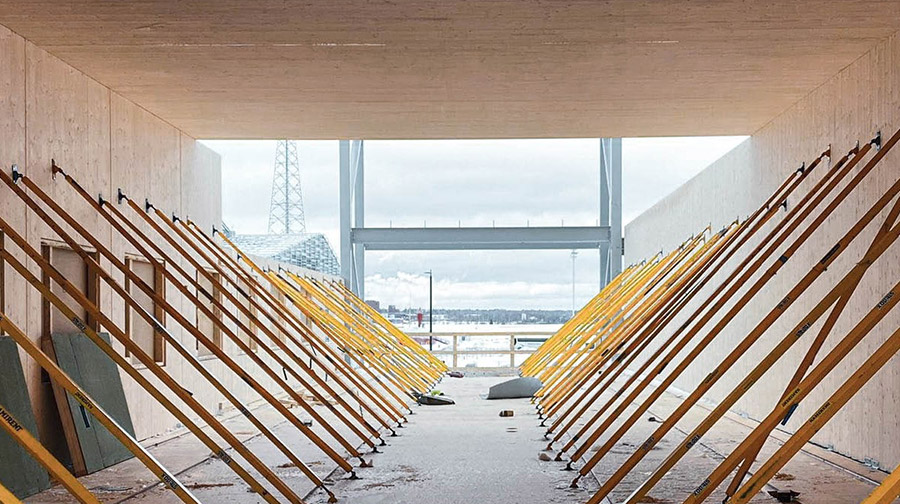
[1,1,898,139]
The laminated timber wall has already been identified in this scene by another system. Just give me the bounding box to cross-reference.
[0,23,310,447]
[625,31,900,469]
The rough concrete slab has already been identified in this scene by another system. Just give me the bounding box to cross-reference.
[486,376,542,400]
[25,371,896,504]
[550,374,896,504]
[309,377,600,504]
[28,375,399,503]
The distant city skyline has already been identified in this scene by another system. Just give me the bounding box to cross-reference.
[204,137,747,310]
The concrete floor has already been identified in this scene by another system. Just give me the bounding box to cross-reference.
[544,374,894,504]
[24,374,895,504]
[309,377,600,504]
[311,375,893,504]
[26,388,376,503]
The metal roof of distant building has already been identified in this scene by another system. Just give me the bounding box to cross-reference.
[232,233,340,276]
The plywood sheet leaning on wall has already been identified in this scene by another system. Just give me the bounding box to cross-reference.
[46,332,135,475]
[0,337,51,498]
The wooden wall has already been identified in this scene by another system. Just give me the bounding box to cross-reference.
[0,23,315,445]
[625,32,900,469]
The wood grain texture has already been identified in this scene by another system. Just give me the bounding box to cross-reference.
[0,24,283,443]
[3,23,310,443]
[0,17,27,384]
[0,1,899,138]
[625,31,900,471]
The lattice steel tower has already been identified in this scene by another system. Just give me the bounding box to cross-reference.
[268,140,306,234]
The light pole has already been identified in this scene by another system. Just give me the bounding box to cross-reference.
[570,250,578,316]
[424,270,433,350]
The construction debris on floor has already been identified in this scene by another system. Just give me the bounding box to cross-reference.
[414,391,455,406]
[486,376,543,400]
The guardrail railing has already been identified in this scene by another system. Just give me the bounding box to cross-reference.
[408,331,554,368]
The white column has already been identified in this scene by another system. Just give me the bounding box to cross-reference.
[339,140,352,286]
[352,140,365,298]
[609,138,623,277]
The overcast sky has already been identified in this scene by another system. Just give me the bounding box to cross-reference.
[202,137,746,310]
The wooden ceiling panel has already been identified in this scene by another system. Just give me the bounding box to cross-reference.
[1,1,898,138]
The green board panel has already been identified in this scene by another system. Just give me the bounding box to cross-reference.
[51,332,135,474]
[0,336,51,498]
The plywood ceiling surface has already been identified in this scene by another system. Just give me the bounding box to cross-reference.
[1,1,898,139]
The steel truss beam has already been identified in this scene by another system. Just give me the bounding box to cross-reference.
[351,226,610,251]
[339,138,623,295]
